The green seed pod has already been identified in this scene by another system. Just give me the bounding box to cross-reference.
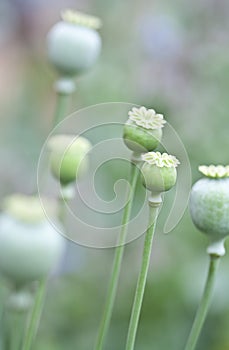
[0,195,64,285]
[190,165,229,256]
[48,134,92,185]
[123,106,166,153]
[47,9,102,77]
[141,152,179,193]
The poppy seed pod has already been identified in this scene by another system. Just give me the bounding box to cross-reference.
[190,165,229,256]
[141,152,179,193]
[123,106,166,153]
[47,9,102,77]
[48,134,92,185]
[0,195,64,285]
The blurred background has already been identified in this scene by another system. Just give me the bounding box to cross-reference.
[1,0,229,349]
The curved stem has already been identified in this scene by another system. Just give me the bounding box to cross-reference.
[22,278,47,350]
[125,199,160,350]
[184,255,220,350]
[94,162,140,350]
[53,92,70,126]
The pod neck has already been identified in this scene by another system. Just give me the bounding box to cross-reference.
[207,237,226,257]
[148,192,163,207]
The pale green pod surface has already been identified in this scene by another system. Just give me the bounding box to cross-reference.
[190,178,229,239]
[141,152,179,193]
[123,106,166,153]
[123,120,162,153]
[48,135,91,185]
[50,152,89,185]
[141,163,177,192]
[0,194,64,285]
[47,21,101,76]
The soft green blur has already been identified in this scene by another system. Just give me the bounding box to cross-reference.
[1,0,229,349]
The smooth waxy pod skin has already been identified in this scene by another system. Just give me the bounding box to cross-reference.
[48,134,91,185]
[123,106,166,153]
[0,195,64,285]
[141,152,180,193]
[47,10,102,76]
[123,120,162,153]
[190,165,229,255]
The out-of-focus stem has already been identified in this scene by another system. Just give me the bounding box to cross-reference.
[22,278,47,350]
[94,161,140,350]
[184,255,220,350]
[52,77,75,126]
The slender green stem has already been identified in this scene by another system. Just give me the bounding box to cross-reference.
[0,285,7,350]
[94,162,140,350]
[125,199,161,350]
[58,196,67,224]
[9,311,26,350]
[3,288,30,350]
[58,184,75,224]
[184,255,220,350]
[53,92,70,126]
[22,278,47,350]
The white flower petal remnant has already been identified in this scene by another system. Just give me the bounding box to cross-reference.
[128,106,166,130]
[61,9,102,30]
[199,165,229,178]
[142,152,180,168]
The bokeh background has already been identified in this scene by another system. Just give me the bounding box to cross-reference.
[1,0,229,349]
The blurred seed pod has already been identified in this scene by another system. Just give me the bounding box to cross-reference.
[0,194,64,285]
[48,134,92,186]
[47,9,102,77]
